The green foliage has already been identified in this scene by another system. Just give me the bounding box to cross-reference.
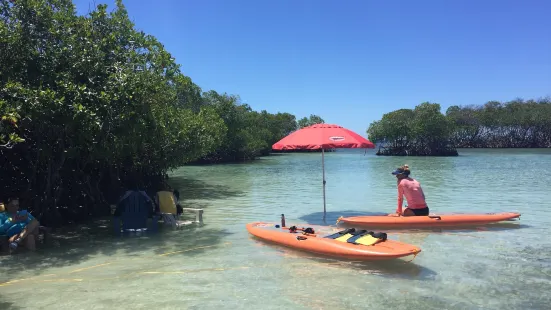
[0,0,307,225]
[192,90,299,163]
[367,98,551,156]
[366,102,457,156]
[445,98,551,148]
[297,114,325,129]
[367,109,414,146]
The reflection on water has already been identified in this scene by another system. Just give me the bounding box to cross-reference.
[1,148,550,309]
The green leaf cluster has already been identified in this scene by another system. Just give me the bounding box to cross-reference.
[297,114,325,129]
[367,102,457,156]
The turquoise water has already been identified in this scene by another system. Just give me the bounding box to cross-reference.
[1,149,550,309]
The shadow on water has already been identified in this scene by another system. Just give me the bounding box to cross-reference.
[298,210,386,226]
[249,237,436,280]
[0,300,20,310]
[167,177,245,202]
[0,217,231,279]
[422,221,527,233]
[311,256,437,280]
[1,175,239,280]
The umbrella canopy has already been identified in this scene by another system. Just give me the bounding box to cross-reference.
[272,124,375,222]
[272,124,375,150]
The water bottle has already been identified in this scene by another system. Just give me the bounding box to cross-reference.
[9,238,20,250]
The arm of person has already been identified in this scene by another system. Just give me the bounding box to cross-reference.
[21,211,35,225]
[27,212,36,226]
[396,184,404,215]
[0,214,12,234]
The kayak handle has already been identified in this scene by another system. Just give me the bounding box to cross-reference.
[296,236,307,241]
[428,215,441,220]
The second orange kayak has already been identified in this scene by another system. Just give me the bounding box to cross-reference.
[246,222,421,261]
[337,212,521,228]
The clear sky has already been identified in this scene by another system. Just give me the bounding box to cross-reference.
[73,0,551,137]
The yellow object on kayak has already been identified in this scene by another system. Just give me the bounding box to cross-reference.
[354,235,382,246]
[335,233,354,242]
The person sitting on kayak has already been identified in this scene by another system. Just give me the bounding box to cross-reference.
[391,165,429,216]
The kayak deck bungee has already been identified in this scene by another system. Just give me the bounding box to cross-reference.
[246,222,421,261]
[336,212,521,228]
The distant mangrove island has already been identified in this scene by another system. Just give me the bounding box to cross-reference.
[366,98,551,156]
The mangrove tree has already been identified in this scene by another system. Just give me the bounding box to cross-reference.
[366,102,458,156]
[0,0,314,226]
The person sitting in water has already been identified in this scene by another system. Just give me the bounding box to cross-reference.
[173,189,183,216]
[390,165,429,216]
[0,197,40,251]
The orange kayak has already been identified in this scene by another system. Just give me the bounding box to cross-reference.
[246,222,421,261]
[337,212,521,228]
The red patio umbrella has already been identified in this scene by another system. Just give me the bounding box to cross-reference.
[272,124,375,220]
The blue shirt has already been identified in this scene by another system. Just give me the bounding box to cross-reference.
[0,211,34,235]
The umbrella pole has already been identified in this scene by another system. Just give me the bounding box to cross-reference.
[322,148,327,221]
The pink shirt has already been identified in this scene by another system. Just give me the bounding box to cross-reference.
[397,178,427,213]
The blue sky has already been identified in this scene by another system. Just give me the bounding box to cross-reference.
[73,0,551,137]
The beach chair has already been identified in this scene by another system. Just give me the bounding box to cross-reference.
[160,212,182,228]
[112,191,159,234]
[155,191,189,229]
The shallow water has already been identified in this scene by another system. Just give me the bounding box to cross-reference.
[1,149,550,309]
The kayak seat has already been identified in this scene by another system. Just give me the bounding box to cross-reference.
[333,230,368,242]
[324,228,356,239]
[347,231,388,246]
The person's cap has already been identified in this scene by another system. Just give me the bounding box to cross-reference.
[391,168,406,175]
